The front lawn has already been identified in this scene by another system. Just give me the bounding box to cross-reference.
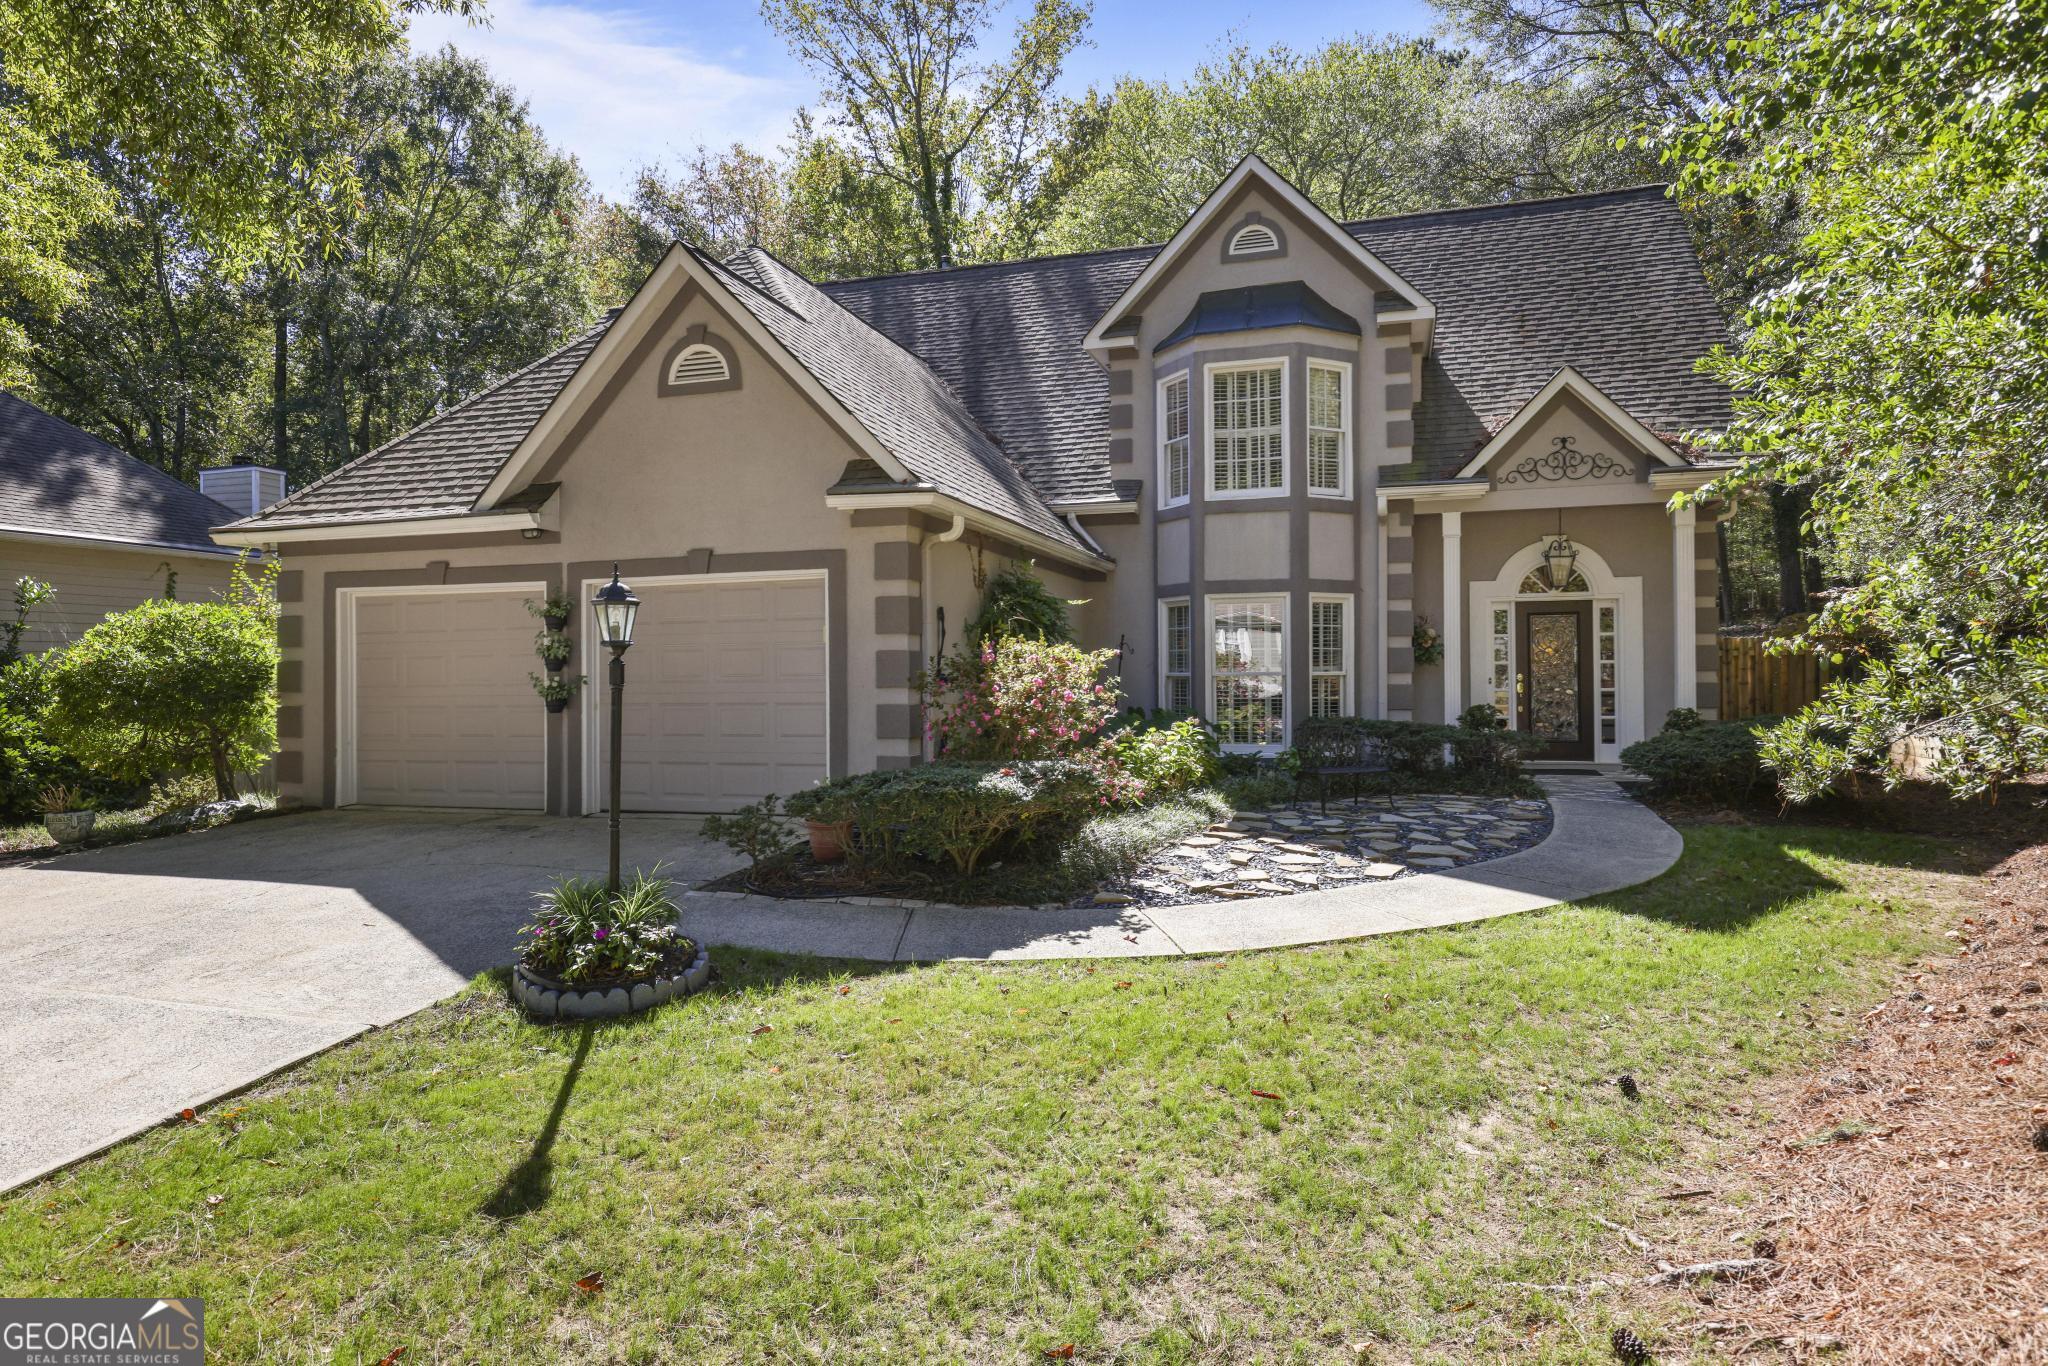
[0,824,1975,1360]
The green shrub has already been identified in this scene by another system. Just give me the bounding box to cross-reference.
[1621,718,1782,801]
[965,562,1076,645]
[1662,707,1705,733]
[41,557,278,800]
[518,868,689,987]
[1218,769,1298,810]
[1458,702,1507,731]
[1113,716,1220,797]
[789,760,1097,875]
[996,793,1228,902]
[701,795,794,867]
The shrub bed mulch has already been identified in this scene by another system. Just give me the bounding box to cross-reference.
[709,794,1553,910]
[1638,838,2048,1361]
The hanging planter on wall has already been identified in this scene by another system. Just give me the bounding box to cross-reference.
[1412,615,1444,667]
[526,591,575,634]
[536,627,574,674]
[531,673,584,713]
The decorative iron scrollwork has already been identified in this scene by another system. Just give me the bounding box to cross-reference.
[1498,435,1631,485]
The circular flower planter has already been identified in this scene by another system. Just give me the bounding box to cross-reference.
[511,943,711,1021]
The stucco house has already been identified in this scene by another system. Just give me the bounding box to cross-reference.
[0,390,269,654]
[213,157,1730,815]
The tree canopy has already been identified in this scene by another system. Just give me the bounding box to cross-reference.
[1667,0,2048,798]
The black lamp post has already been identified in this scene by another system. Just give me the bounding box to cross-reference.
[591,564,639,894]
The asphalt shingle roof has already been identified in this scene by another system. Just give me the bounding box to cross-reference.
[0,391,234,552]
[823,184,1731,494]
[230,314,614,528]
[706,247,1088,552]
[229,183,1729,539]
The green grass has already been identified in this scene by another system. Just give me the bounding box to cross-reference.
[0,824,1976,1361]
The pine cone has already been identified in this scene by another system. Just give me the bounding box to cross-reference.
[1616,1073,1641,1101]
[1611,1326,1653,1363]
[1752,1236,1779,1259]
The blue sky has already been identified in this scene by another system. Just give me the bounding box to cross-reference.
[405,0,1443,199]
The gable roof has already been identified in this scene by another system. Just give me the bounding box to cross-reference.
[1080,155,1432,353]
[219,182,1729,546]
[224,315,615,530]
[0,391,236,555]
[823,184,1731,500]
[1452,364,1687,479]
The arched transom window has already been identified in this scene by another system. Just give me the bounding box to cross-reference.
[1519,566,1590,594]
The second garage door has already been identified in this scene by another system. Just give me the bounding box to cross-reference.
[596,576,828,812]
[353,590,545,809]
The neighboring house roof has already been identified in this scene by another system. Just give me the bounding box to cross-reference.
[823,183,1731,498]
[221,182,1728,544]
[1154,281,1360,353]
[227,314,616,529]
[0,390,235,554]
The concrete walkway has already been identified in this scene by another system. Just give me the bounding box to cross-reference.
[679,776,1681,961]
[0,776,1674,1193]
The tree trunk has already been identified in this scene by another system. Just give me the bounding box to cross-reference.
[1715,518,1735,622]
[211,743,236,802]
[272,299,289,471]
[1769,484,1810,617]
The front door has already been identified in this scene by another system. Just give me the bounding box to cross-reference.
[1517,601,1595,761]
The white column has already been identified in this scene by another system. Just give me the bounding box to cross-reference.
[1376,500,1390,717]
[1671,503,1698,710]
[1441,510,1463,720]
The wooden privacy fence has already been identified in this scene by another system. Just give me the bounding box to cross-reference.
[1717,633,1835,720]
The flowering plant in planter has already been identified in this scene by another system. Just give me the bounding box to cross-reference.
[525,592,576,631]
[530,672,584,713]
[1412,616,1444,667]
[519,869,692,988]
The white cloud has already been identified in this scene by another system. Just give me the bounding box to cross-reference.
[405,0,808,199]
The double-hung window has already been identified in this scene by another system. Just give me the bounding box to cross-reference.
[1159,374,1190,506]
[1208,362,1285,496]
[1210,596,1286,748]
[1309,595,1351,718]
[1307,361,1350,496]
[1159,599,1192,713]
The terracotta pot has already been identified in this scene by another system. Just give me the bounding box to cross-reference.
[44,810,96,844]
[805,819,852,863]
[544,697,570,714]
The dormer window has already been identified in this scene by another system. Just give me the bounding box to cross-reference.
[658,324,740,395]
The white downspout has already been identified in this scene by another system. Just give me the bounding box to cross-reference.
[1064,512,1106,558]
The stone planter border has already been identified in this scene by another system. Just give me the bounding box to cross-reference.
[512,943,711,1020]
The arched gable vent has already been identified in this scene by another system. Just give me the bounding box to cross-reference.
[1228,222,1279,256]
[668,344,729,387]
[658,324,741,395]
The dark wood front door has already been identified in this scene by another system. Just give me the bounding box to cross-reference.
[1517,601,1595,761]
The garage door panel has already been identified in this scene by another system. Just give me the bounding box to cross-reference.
[353,591,543,809]
[597,577,828,812]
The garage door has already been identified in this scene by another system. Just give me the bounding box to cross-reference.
[353,591,544,809]
[597,576,827,812]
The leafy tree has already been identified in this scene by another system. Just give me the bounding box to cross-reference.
[759,0,1092,269]
[1666,0,2048,799]
[41,557,280,800]
[0,0,473,390]
[1041,36,1639,254]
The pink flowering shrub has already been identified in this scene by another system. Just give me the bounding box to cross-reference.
[919,637,1145,805]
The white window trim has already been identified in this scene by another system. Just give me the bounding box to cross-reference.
[1158,596,1192,713]
[1306,358,1352,499]
[1204,591,1290,752]
[1157,372,1191,509]
[1308,592,1354,718]
[1203,357,1290,501]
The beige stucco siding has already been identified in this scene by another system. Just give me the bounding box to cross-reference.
[271,282,927,812]
[0,538,236,654]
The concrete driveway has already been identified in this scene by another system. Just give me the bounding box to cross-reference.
[0,809,739,1192]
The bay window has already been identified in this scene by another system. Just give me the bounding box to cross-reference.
[1160,598,1192,713]
[1210,595,1286,748]
[1208,361,1285,496]
[1159,374,1190,506]
[1307,361,1350,496]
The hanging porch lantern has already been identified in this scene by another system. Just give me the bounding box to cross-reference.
[1543,513,1579,591]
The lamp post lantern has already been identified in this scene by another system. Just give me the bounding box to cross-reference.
[592,564,639,894]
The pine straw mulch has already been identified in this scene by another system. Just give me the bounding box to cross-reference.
[1639,840,2048,1362]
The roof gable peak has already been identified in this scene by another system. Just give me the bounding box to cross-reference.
[1081,155,1432,355]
